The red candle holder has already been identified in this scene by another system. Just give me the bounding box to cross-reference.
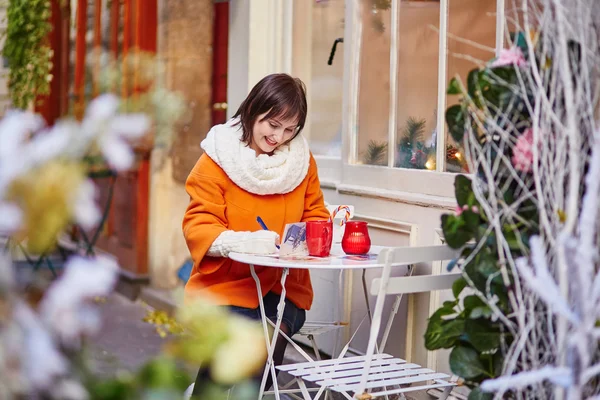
[341,221,371,255]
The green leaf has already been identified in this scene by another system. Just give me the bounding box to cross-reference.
[462,210,481,232]
[449,346,488,379]
[428,302,459,326]
[478,255,503,284]
[469,306,493,319]
[480,67,522,112]
[443,300,459,309]
[425,301,461,350]
[454,175,473,207]
[467,69,483,107]
[463,319,501,352]
[89,378,136,400]
[445,104,466,143]
[468,387,493,400]
[463,252,502,292]
[463,295,486,310]
[425,318,465,350]
[442,214,473,249]
[452,276,467,298]
[135,358,191,394]
[447,77,462,95]
[493,351,504,377]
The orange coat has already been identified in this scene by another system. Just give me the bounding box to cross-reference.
[182,153,329,310]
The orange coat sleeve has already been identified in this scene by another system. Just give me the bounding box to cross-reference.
[182,156,229,274]
[301,155,330,222]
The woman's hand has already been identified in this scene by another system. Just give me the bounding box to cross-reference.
[207,230,280,257]
[242,231,280,254]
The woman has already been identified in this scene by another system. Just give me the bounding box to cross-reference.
[182,73,330,394]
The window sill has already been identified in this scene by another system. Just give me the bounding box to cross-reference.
[342,164,456,199]
[336,182,456,210]
[320,180,456,210]
[315,155,460,209]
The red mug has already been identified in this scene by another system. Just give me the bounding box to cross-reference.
[305,220,333,257]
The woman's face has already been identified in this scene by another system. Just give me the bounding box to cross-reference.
[249,112,298,155]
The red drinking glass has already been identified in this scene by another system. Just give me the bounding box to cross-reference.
[306,220,333,257]
[341,221,371,255]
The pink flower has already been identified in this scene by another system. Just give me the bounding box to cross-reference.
[512,128,535,173]
[490,47,528,68]
[455,204,480,216]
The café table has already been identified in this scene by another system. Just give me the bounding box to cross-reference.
[228,245,412,400]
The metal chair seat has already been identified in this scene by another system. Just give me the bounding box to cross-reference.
[278,353,455,397]
[298,321,345,337]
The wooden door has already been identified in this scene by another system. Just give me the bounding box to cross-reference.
[211,1,229,125]
[43,0,157,278]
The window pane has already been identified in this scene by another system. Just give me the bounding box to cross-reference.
[294,0,345,157]
[393,1,440,171]
[444,0,497,173]
[355,0,392,166]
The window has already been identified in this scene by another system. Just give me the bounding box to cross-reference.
[292,0,345,158]
[445,0,498,173]
[348,0,503,181]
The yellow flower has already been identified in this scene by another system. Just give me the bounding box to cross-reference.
[7,161,85,254]
[163,298,266,384]
[142,309,184,336]
[164,300,230,364]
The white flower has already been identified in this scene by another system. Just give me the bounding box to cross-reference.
[71,179,101,230]
[40,255,119,342]
[50,380,89,400]
[40,120,92,161]
[24,123,74,167]
[0,110,45,160]
[0,111,46,194]
[14,302,68,390]
[81,94,150,171]
[0,202,23,234]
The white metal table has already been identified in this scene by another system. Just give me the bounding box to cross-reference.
[229,245,411,399]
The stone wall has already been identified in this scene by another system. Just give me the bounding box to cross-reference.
[148,0,213,288]
[160,0,214,184]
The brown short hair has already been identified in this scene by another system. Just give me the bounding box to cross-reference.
[232,73,307,144]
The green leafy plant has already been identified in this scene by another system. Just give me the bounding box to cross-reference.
[361,117,468,171]
[426,175,517,399]
[2,0,53,109]
[395,117,432,169]
[425,32,541,399]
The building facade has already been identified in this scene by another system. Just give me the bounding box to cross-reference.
[148,0,507,373]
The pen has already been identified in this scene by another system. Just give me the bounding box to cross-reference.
[256,216,280,249]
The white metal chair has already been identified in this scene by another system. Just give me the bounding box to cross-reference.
[277,245,461,400]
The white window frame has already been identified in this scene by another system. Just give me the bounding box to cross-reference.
[313,0,506,199]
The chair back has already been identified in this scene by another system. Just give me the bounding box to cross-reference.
[355,245,460,397]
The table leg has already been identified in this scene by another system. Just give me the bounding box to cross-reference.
[250,264,289,399]
[361,268,372,323]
